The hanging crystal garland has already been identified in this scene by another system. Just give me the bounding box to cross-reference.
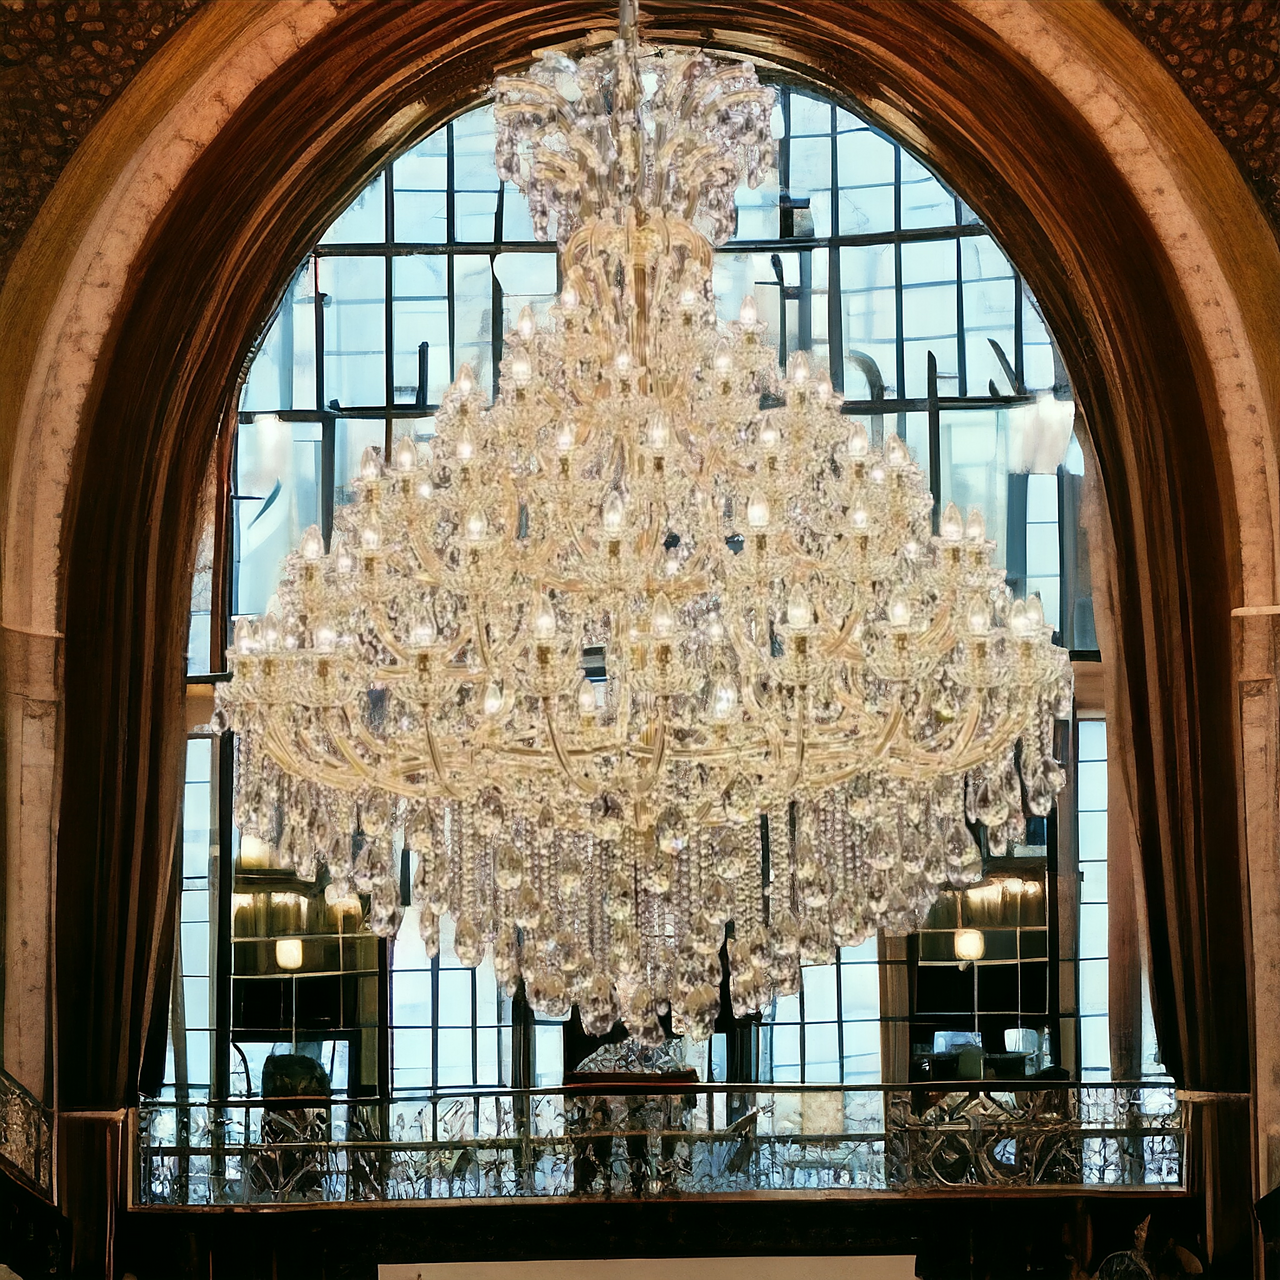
[214,6,1071,1043]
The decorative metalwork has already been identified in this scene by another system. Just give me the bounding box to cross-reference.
[133,1082,1184,1207]
[0,1068,53,1198]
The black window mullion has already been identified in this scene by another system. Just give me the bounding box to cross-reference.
[893,144,905,404]
[828,101,844,395]
[1013,268,1026,393]
[834,957,846,1083]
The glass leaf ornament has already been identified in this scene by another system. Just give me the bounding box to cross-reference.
[215,7,1071,1038]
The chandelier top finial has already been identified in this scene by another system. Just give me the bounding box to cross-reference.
[494,8,776,244]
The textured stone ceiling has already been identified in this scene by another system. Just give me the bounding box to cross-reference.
[0,0,1278,286]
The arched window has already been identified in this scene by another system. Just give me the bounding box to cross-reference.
[173,84,1107,1113]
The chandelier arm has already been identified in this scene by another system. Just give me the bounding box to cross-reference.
[423,720,466,801]
[632,698,669,796]
[540,696,600,797]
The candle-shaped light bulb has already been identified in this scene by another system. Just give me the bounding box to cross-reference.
[787,582,813,629]
[1008,598,1031,637]
[713,341,733,376]
[711,672,739,720]
[602,491,625,536]
[517,305,535,340]
[415,475,434,501]
[532,594,557,641]
[393,435,419,472]
[815,374,833,404]
[967,597,991,636]
[746,492,770,529]
[300,524,324,561]
[1025,594,1045,628]
[614,350,633,377]
[556,423,575,453]
[577,677,598,716]
[940,502,964,543]
[465,508,488,541]
[234,617,254,654]
[261,613,281,649]
[965,508,986,541]
[650,592,675,640]
[360,446,383,481]
[360,513,382,551]
[456,426,475,463]
[510,349,532,388]
[313,621,337,653]
[850,502,869,531]
[759,420,780,452]
[847,421,870,459]
[739,294,758,327]
[455,363,475,397]
[885,433,909,468]
[483,680,503,715]
[679,285,697,308]
[560,285,579,311]
[706,613,725,643]
[648,412,670,451]
[888,592,912,629]
[410,617,437,647]
[334,536,355,574]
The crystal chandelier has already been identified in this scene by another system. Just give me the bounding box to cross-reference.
[215,6,1071,1043]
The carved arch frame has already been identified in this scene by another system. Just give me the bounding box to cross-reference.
[0,0,1277,1268]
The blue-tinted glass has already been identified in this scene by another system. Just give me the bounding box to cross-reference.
[1079,904,1109,961]
[900,151,955,229]
[241,263,317,413]
[452,106,500,191]
[319,256,385,407]
[392,968,433,1026]
[840,242,896,398]
[321,172,385,245]
[1077,760,1108,811]
[961,235,1015,396]
[1078,719,1107,762]
[1079,1014,1111,1074]
[437,1028,473,1085]
[334,419,383,509]
[804,1023,841,1082]
[1022,287,1057,390]
[1077,810,1107,859]
[494,251,558,329]
[790,92,831,135]
[802,965,838,1021]
[437,969,473,1026]
[393,256,448,405]
[453,255,494,391]
[502,182,537,241]
[840,961,880,1020]
[731,175,780,241]
[788,135,832,237]
[940,409,1007,569]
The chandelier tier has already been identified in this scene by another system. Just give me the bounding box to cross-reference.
[215,9,1072,1043]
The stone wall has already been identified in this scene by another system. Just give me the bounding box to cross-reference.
[1112,0,1280,234]
[0,0,208,281]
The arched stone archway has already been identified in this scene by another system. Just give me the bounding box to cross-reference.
[1,1,1276,1270]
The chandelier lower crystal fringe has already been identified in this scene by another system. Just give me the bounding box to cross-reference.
[214,11,1072,1044]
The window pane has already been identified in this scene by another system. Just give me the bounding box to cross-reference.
[321,172,384,244]
[802,964,837,1021]
[319,256,385,408]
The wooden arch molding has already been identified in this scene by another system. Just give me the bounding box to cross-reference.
[9,0,1273,1269]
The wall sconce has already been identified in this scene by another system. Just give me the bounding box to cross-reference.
[275,937,304,971]
[954,928,985,964]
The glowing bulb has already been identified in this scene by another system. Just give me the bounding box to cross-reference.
[276,938,304,971]
[759,420,780,452]
[456,363,475,397]
[713,341,733,376]
[847,422,870,459]
[577,677,598,716]
[648,412,670,451]
[614,350,633,377]
[790,351,810,385]
[410,617,437,647]
[393,435,418,471]
[664,550,680,576]
[707,613,725,643]
[602,492,625,535]
[967,597,991,636]
[465,508,488,541]
[680,285,697,307]
[746,493,770,529]
[739,294,758,326]
[483,680,503,715]
[416,476,434,501]
[650,593,675,640]
[954,929,985,962]
[360,514,382,551]
[885,433,909,468]
[300,524,324,561]
[233,618,254,654]
[888,592,912,629]
[560,285,579,311]
[261,613,281,649]
[556,423,575,453]
[334,537,355,574]
[966,508,986,542]
[510,349,532,388]
[532,595,557,641]
[787,582,813,630]
[1025,594,1045,628]
[313,622,337,653]
[456,426,475,463]
[850,502,869,531]
[360,446,383,481]
[517,305,535,340]
[815,374,833,404]
[711,673,739,720]
[940,502,964,543]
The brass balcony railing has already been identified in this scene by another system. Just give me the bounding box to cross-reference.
[0,1068,53,1199]
[131,1081,1186,1207]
